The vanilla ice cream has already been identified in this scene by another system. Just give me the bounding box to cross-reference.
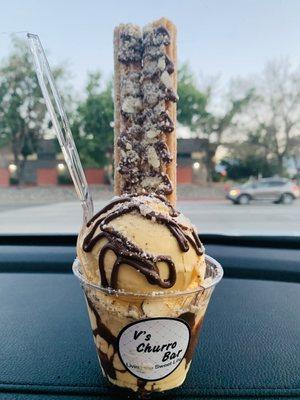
[77,194,206,293]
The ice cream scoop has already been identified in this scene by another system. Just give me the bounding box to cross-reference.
[77,193,206,293]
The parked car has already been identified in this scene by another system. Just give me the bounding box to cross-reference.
[226,178,300,205]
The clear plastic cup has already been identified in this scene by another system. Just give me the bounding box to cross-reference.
[73,255,223,394]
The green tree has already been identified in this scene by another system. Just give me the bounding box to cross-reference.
[72,72,114,170]
[221,142,281,180]
[236,59,300,174]
[0,37,64,184]
[177,64,209,127]
[177,64,253,182]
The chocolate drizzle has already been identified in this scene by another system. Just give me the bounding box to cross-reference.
[87,196,131,227]
[137,379,148,394]
[179,312,203,365]
[83,195,203,290]
[86,296,118,380]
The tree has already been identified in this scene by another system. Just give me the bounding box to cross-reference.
[177,64,253,182]
[0,37,64,184]
[177,64,209,127]
[72,72,114,170]
[238,59,300,174]
[221,142,281,181]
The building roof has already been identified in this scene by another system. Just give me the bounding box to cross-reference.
[37,139,57,160]
[177,138,208,154]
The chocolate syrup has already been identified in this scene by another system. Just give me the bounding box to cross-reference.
[179,312,203,365]
[83,195,203,290]
[87,196,131,227]
[155,145,172,164]
[86,296,117,380]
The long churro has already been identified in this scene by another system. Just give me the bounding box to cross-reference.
[114,19,177,205]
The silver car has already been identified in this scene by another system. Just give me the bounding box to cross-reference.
[227,178,300,205]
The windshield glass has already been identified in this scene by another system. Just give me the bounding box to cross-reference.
[0,0,300,236]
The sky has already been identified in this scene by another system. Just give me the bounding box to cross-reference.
[2,0,300,93]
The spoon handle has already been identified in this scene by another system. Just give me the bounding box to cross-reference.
[27,33,94,223]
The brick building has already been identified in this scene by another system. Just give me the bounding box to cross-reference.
[177,138,208,184]
[0,138,208,187]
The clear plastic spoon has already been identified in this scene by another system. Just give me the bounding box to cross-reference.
[27,33,94,223]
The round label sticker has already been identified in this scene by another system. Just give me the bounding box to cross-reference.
[118,317,190,381]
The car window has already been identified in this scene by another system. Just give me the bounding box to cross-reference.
[256,182,270,188]
[0,2,300,237]
[267,181,286,187]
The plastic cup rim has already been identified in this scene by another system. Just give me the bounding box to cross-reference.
[72,254,223,299]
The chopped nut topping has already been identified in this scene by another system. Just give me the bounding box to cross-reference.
[117,24,177,196]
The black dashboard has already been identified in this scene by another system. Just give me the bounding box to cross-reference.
[0,234,299,399]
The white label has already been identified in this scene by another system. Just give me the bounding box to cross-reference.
[118,318,190,381]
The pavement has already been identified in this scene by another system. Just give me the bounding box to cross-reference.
[0,184,226,204]
[0,199,299,236]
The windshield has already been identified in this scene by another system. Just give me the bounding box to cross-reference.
[0,0,300,236]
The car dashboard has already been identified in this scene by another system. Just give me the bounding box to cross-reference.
[0,234,299,399]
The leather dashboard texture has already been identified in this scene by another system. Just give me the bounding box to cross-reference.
[0,273,299,399]
[0,243,299,283]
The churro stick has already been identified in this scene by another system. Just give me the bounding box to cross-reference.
[114,20,177,206]
[150,18,177,205]
[113,24,143,197]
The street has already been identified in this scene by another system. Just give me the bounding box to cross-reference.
[0,199,300,235]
